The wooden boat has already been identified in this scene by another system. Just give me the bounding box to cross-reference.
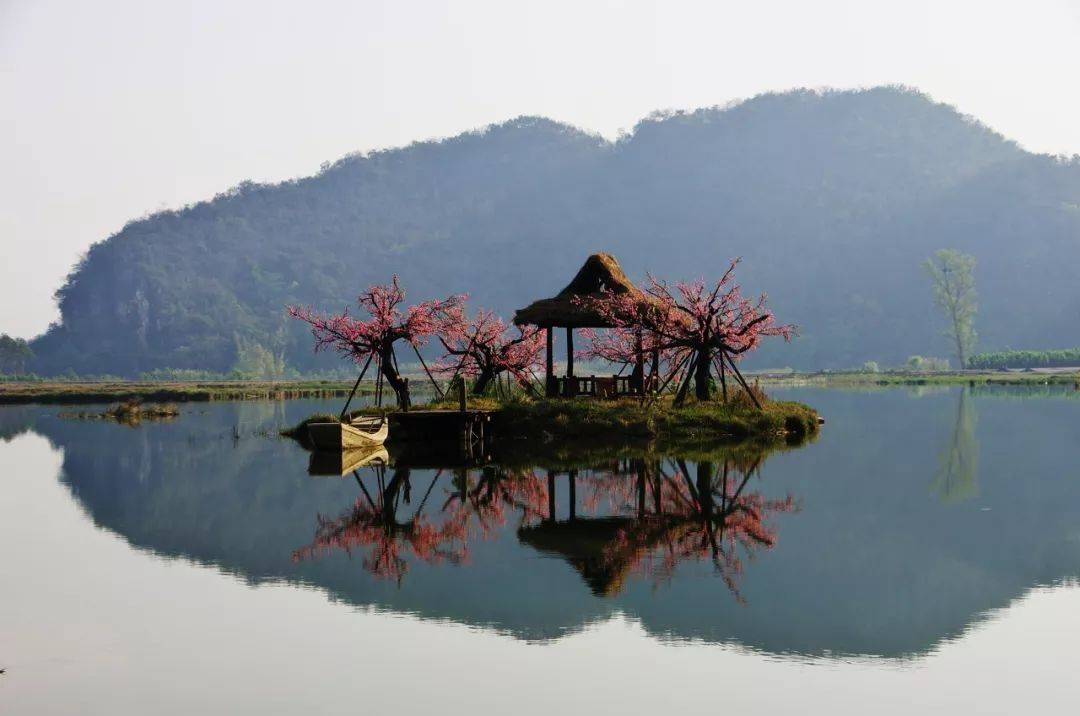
[309,445,390,476]
[307,415,388,451]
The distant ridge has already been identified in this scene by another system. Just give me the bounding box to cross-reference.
[30,86,1080,375]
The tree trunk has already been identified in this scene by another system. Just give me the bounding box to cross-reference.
[380,346,410,409]
[694,348,712,400]
[472,368,496,395]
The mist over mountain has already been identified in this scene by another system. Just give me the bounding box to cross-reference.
[28,86,1080,376]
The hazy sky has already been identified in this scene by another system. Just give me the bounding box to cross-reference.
[3,0,1079,338]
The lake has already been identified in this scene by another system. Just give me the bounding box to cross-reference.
[3,386,1080,714]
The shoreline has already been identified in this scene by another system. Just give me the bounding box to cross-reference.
[756,369,1080,388]
[4,368,1078,405]
[0,379,369,405]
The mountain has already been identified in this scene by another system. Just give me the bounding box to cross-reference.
[27,86,1080,376]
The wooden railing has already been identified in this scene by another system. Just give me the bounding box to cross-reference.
[548,374,659,398]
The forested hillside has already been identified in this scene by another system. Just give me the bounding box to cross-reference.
[27,87,1080,375]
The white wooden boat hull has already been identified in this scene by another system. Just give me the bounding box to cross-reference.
[308,418,388,451]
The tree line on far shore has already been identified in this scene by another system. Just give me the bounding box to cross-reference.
[967,349,1080,371]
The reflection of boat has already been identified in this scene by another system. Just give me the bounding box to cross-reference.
[309,445,390,476]
[308,416,388,451]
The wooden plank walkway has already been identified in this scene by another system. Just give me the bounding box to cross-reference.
[388,409,492,442]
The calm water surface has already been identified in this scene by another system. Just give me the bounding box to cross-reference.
[3,387,1080,714]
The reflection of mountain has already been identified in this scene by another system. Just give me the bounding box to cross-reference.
[12,386,1080,658]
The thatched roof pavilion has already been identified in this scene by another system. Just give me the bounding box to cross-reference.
[513,252,645,329]
[514,253,655,397]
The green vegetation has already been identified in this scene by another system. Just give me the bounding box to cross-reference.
[756,369,1080,387]
[59,400,181,425]
[905,355,951,371]
[282,387,820,450]
[968,349,1080,370]
[25,87,1080,376]
[0,334,34,375]
[924,249,978,367]
[491,397,819,446]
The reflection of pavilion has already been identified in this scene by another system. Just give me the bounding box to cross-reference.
[518,458,796,598]
[294,449,796,597]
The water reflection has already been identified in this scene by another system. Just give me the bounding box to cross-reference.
[292,454,798,600]
[7,385,1080,659]
[932,387,979,503]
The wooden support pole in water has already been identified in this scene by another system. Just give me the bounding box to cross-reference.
[568,470,577,521]
[636,460,646,518]
[458,378,467,413]
[547,471,556,522]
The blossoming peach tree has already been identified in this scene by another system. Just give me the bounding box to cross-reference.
[435,307,545,396]
[288,277,464,409]
[577,258,794,406]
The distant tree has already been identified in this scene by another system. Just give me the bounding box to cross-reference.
[233,335,286,379]
[436,308,545,396]
[577,259,794,405]
[0,334,34,375]
[906,355,951,372]
[288,277,464,408]
[924,249,977,368]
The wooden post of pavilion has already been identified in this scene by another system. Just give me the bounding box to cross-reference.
[545,327,555,397]
[565,326,575,396]
[513,253,648,401]
[633,329,645,395]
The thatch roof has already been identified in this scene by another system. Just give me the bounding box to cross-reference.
[513,253,645,328]
[518,517,637,596]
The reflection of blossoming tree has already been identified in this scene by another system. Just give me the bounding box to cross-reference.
[599,457,798,601]
[293,465,552,584]
[440,466,552,537]
[294,455,796,598]
[292,467,469,584]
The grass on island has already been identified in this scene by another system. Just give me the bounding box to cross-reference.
[282,382,820,449]
[488,394,819,445]
[58,399,180,425]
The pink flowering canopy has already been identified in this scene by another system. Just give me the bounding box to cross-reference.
[288,276,465,365]
[580,259,794,357]
[575,258,795,402]
[436,306,545,392]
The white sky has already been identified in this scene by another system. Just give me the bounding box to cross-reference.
[3,0,1079,338]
